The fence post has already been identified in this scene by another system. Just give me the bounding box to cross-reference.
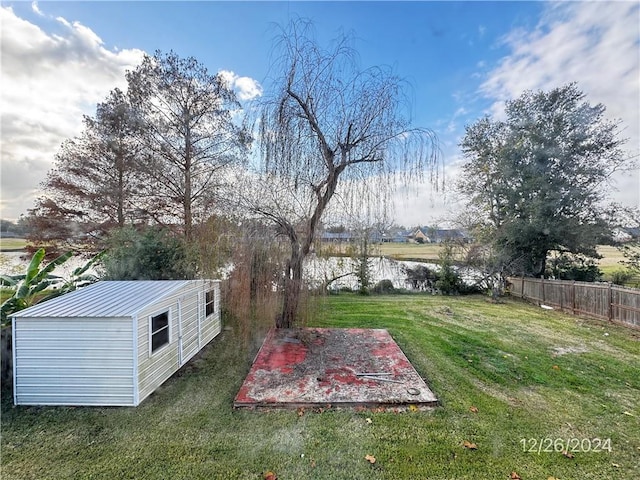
[572,281,576,314]
[608,283,613,322]
[541,276,545,305]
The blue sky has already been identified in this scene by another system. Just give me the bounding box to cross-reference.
[1,1,639,225]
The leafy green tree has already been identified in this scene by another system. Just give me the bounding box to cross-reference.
[435,242,463,295]
[621,242,640,273]
[353,236,373,295]
[459,84,629,277]
[102,226,195,280]
[545,252,602,282]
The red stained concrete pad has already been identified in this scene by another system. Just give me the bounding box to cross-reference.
[234,328,438,409]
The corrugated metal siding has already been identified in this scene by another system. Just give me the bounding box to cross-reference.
[13,317,134,406]
[135,280,221,404]
[136,284,186,403]
[201,281,222,346]
[12,280,221,407]
[180,290,201,364]
[12,281,190,318]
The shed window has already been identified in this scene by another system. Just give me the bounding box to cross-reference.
[205,289,215,316]
[150,311,170,353]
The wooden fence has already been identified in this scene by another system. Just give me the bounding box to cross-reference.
[508,277,640,330]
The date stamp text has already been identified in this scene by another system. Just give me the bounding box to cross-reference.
[520,437,612,453]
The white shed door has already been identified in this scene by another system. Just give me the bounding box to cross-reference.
[177,294,201,366]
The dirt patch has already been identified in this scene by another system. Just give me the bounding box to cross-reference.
[551,346,589,356]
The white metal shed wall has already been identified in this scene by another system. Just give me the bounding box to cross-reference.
[13,316,134,406]
[136,280,221,404]
[12,280,221,407]
[200,280,222,346]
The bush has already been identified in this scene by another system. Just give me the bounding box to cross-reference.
[545,253,602,282]
[610,269,634,286]
[435,242,464,295]
[103,226,196,280]
[372,279,395,294]
[403,265,438,291]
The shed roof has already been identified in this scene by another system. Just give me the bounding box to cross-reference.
[12,280,194,319]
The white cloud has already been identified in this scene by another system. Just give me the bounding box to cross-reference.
[219,69,263,101]
[479,1,640,209]
[0,6,145,220]
[31,1,43,16]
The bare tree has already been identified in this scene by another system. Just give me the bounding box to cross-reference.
[247,22,439,328]
[127,51,251,240]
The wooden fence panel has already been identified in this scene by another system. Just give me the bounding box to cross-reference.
[612,286,640,328]
[508,277,640,330]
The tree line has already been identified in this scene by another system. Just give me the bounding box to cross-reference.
[16,21,638,327]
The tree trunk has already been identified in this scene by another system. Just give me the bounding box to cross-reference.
[116,150,125,227]
[278,246,303,328]
[183,123,193,241]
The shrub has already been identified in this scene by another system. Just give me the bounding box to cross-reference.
[545,253,602,282]
[103,226,195,280]
[436,242,464,295]
[610,269,633,286]
[372,279,395,294]
[403,265,438,291]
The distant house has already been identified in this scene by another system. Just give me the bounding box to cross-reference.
[320,232,354,242]
[12,279,221,406]
[381,228,411,243]
[410,227,469,244]
[320,231,391,244]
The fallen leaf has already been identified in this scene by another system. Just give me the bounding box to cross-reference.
[612,463,620,468]
[562,450,575,459]
[264,471,277,480]
[365,454,376,464]
[297,407,305,417]
[509,472,521,479]
[366,417,372,424]
[469,406,479,413]
[463,440,478,450]
[408,404,418,412]
[552,365,560,370]
[547,477,559,480]
[622,411,635,416]
[310,459,316,468]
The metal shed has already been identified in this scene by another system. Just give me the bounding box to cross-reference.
[12,279,221,406]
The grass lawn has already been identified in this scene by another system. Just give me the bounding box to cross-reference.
[1,294,639,479]
[0,238,27,251]
[378,243,445,262]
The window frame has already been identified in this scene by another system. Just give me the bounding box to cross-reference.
[205,289,215,317]
[149,309,171,355]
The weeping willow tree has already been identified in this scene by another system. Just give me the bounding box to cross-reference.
[242,21,440,328]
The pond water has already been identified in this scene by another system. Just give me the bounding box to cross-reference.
[1,251,480,292]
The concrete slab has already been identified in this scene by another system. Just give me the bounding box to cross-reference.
[234,328,438,409]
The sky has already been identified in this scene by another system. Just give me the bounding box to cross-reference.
[1,0,639,227]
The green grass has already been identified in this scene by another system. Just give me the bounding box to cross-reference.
[0,238,27,251]
[2,295,639,479]
[378,243,444,261]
